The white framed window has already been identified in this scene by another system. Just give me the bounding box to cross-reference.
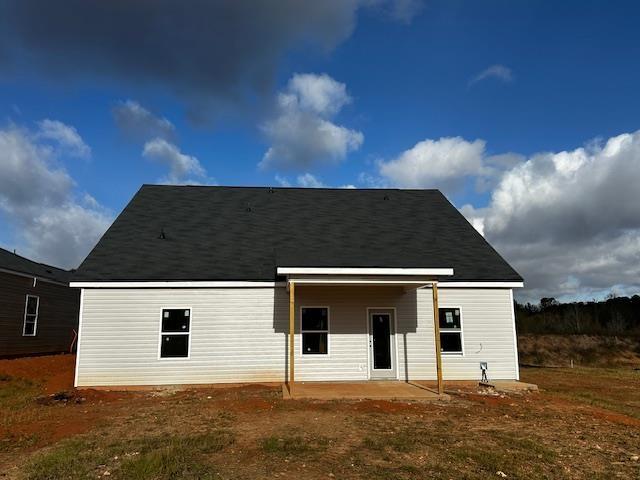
[438,307,463,355]
[159,308,191,358]
[23,295,39,336]
[300,307,329,355]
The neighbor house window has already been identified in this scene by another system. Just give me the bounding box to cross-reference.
[439,307,463,354]
[301,307,328,355]
[23,295,39,336]
[160,308,191,358]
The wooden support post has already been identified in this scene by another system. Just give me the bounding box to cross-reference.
[432,282,444,394]
[288,281,295,393]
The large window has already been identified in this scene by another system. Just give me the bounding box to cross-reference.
[23,295,39,336]
[160,308,191,358]
[438,307,463,354]
[301,307,329,355]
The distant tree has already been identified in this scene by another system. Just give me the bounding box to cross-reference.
[515,294,640,335]
[540,297,559,309]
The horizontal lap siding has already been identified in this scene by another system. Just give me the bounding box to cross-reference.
[76,286,518,386]
[294,286,409,381]
[435,288,518,380]
[76,288,288,386]
[0,271,79,356]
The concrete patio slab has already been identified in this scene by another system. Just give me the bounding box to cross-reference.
[282,381,450,401]
[413,380,538,394]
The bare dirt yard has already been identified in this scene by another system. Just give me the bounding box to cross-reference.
[1,355,639,479]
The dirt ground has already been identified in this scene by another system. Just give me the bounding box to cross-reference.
[1,355,639,479]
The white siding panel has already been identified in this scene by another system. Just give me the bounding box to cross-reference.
[76,288,289,386]
[76,286,518,387]
[436,288,519,380]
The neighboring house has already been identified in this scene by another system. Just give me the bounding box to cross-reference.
[71,185,523,390]
[0,248,80,357]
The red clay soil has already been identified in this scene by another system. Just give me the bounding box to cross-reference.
[0,354,75,392]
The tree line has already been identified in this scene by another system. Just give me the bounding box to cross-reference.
[515,294,640,335]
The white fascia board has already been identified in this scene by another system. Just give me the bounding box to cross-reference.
[437,281,524,288]
[69,281,286,288]
[277,267,453,276]
[288,279,435,286]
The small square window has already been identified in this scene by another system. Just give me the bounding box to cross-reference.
[160,335,189,358]
[162,309,190,332]
[302,332,328,354]
[23,321,36,336]
[439,308,461,329]
[301,308,328,331]
[440,332,462,353]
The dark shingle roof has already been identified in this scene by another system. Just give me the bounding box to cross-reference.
[74,185,522,282]
[0,247,72,283]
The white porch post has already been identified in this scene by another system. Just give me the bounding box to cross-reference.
[288,281,295,392]
[432,282,444,394]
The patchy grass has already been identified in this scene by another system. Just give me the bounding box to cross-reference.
[0,374,40,410]
[25,431,234,480]
[2,355,640,479]
[521,366,640,419]
[262,434,329,456]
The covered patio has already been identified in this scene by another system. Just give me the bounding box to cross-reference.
[280,267,454,398]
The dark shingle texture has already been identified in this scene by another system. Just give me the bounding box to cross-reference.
[74,186,522,282]
[0,247,71,283]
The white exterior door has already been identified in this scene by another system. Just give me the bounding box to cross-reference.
[368,310,397,379]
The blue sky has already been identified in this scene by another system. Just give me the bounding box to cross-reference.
[1,1,639,302]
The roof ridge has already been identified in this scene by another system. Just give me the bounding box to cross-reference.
[140,184,442,193]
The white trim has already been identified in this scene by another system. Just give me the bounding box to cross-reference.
[510,289,520,381]
[278,267,453,276]
[157,307,192,360]
[70,280,523,288]
[22,294,40,336]
[0,267,68,287]
[70,281,286,288]
[366,307,399,380]
[299,306,330,356]
[438,305,465,356]
[437,282,523,288]
[289,279,434,286]
[74,289,85,387]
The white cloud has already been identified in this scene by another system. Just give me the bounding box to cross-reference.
[469,64,513,86]
[275,173,355,189]
[296,173,326,188]
[0,124,111,268]
[377,137,488,192]
[112,99,175,141]
[37,119,91,158]
[461,131,640,302]
[142,138,208,185]
[260,73,363,170]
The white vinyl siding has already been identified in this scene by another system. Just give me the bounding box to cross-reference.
[75,286,518,387]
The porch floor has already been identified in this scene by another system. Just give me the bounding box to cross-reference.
[282,381,450,401]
